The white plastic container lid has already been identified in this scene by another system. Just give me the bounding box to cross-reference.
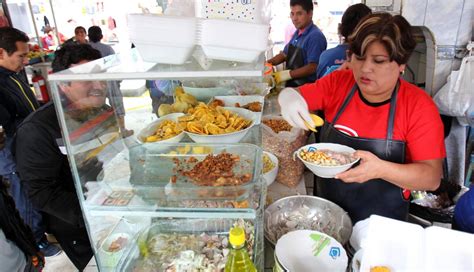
[200,19,268,50]
[127,14,197,46]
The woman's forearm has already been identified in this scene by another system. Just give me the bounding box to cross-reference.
[336,151,443,191]
[379,159,443,191]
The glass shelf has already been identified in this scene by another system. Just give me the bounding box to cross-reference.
[48,48,265,82]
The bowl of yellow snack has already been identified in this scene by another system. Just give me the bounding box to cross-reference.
[137,113,185,144]
[262,151,278,186]
[295,143,359,178]
[180,106,255,144]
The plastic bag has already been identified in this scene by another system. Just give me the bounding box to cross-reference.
[262,115,308,187]
[433,46,474,117]
[164,0,195,16]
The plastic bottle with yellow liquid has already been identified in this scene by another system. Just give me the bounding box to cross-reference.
[225,227,257,272]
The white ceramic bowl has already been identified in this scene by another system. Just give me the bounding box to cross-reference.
[275,230,348,272]
[212,95,264,124]
[262,151,278,186]
[182,84,235,102]
[295,143,360,178]
[184,107,255,144]
[99,232,130,267]
[136,113,185,144]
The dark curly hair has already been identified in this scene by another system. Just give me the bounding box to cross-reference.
[52,43,101,72]
[348,13,416,65]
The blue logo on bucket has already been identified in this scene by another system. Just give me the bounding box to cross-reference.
[329,247,341,259]
[307,146,317,152]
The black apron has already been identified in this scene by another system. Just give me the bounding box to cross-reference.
[315,83,409,224]
[285,34,312,87]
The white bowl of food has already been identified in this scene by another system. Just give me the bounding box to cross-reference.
[275,230,348,272]
[295,143,359,178]
[137,113,185,144]
[184,107,255,144]
[182,80,235,101]
[262,151,278,186]
[211,95,264,124]
[99,232,130,267]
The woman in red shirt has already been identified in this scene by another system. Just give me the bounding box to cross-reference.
[278,13,446,223]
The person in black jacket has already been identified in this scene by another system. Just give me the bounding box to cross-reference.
[0,26,61,257]
[0,128,44,271]
[15,44,117,270]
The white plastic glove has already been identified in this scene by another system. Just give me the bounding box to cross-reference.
[278,88,315,130]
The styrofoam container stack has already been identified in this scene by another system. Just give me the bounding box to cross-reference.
[200,19,269,63]
[127,14,197,64]
[195,0,271,24]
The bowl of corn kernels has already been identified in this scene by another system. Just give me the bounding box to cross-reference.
[295,143,359,178]
[262,151,278,186]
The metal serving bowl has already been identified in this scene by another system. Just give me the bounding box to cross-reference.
[264,195,353,246]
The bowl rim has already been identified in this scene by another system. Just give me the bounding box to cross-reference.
[295,143,360,168]
[137,113,185,143]
[275,229,348,271]
[264,195,352,245]
[262,150,278,174]
[183,107,255,137]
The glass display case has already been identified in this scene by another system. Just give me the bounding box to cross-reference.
[47,48,268,271]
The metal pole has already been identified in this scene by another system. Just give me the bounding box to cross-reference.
[27,0,45,62]
[48,0,61,45]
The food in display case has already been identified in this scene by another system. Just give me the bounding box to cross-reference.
[262,153,275,174]
[129,219,256,272]
[209,95,264,124]
[262,151,278,186]
[178,104,253,135]
[107,235,129,252]
[100,232,132,267]
[173,152,251,186]
[158,87,199,117]
[144,120,183,142]
[137,113,185,144]
[128,144,262,204]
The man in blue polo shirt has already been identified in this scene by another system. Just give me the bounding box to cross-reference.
[267,0,327,87]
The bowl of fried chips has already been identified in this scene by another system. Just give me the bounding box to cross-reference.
[178,104,255,143]
[263,151,278,186]
[137,113,186,143]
